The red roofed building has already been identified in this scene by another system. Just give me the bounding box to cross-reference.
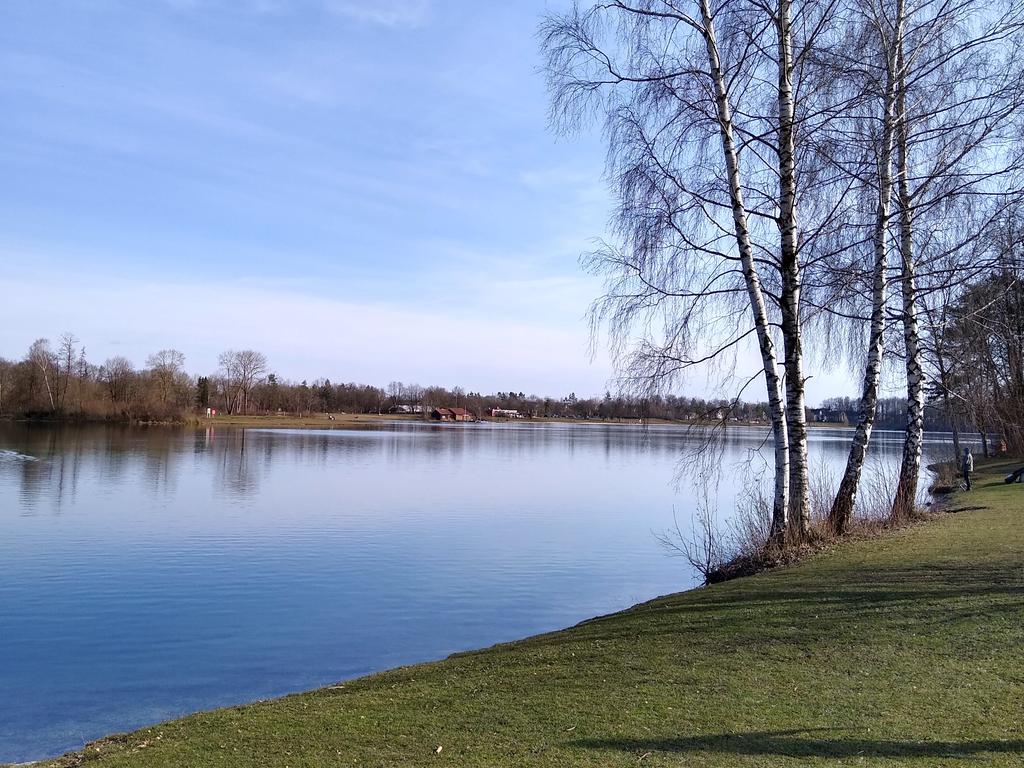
[431,407,475,422]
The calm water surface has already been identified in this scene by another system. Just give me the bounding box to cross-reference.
[0,421,957,761]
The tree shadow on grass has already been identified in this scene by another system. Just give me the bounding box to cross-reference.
[575,729,1024,760]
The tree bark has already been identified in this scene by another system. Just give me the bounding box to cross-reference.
[700,0,790,538]
[830,0,902,534]
[775,0,810,539]
[892,38,925,521]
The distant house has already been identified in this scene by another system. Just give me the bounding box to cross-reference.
[389,404,424,415]
[488,408,521,418]
[432,407,475,422]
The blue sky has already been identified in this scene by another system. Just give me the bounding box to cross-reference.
[0,0,856,401]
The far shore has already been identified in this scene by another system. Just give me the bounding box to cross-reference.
[180,413,854,430]
[4,411,879,431]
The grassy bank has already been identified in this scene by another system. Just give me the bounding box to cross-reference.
[27,461,1024,767]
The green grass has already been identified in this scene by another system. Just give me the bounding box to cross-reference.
[31,460,1024,767]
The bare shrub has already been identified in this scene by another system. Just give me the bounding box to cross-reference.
[927,459,959,495]
[807,455,839,531]
[728,483,775,558]
[656,478,726,583]
[855,456,900,522]
[657,476,783,585]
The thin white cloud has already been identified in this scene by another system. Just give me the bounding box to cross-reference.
[159,0,204,9]
[518,167,596,189]
[265,69,343,106]
[325,0,430,26]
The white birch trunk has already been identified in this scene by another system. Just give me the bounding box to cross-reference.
[37,362,55,411]
[830,1,903,533]
[775,0,810,539]
[699,0,790,537]
[892,39,925,520]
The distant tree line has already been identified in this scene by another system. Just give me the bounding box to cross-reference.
[2,311,1017,439]
[925,256,1024,457]
[817,396,951,432]
[823,249,1024,454]
[0,337,808,423]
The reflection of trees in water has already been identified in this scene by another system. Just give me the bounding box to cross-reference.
[259,426,436,466]
[197,424,691,475]
[11,425,88,514]
[0,423,959,513]
[139,427,179,496]
[192,427,399,500]
[213,429,258,498]
[0,423,183,513]
[210,428,289,498]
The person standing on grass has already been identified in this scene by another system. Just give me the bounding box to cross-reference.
[962,447,975,491]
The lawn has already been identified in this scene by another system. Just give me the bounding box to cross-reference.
[30,460,1024,767]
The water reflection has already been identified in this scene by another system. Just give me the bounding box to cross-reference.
[0,422,959,516]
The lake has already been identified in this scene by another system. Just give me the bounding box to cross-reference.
[0,421,959,761]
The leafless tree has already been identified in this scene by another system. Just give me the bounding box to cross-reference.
[75,347,90,413]
[147,349,187,408]
[542,0,858,541]
[387,380,406,409]
[102,356,137,409]
[796,0,1024,526]
[218,349,268,415]
[886,0,1024,519]
[927,224,1024,453]
[826,0,905,533]
[57,332,79,410]
[0,357,12,413]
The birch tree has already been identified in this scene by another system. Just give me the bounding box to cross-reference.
[103,356,136,409]
[542,0,792,537]
[771,0,813,537]
[147,349,187,408]
[828,0,904,533]
[888,0,1024,519]
[218,349,268,415]
[543,0,857,541]
[26,338,57,411]
[808,0,1024,525]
